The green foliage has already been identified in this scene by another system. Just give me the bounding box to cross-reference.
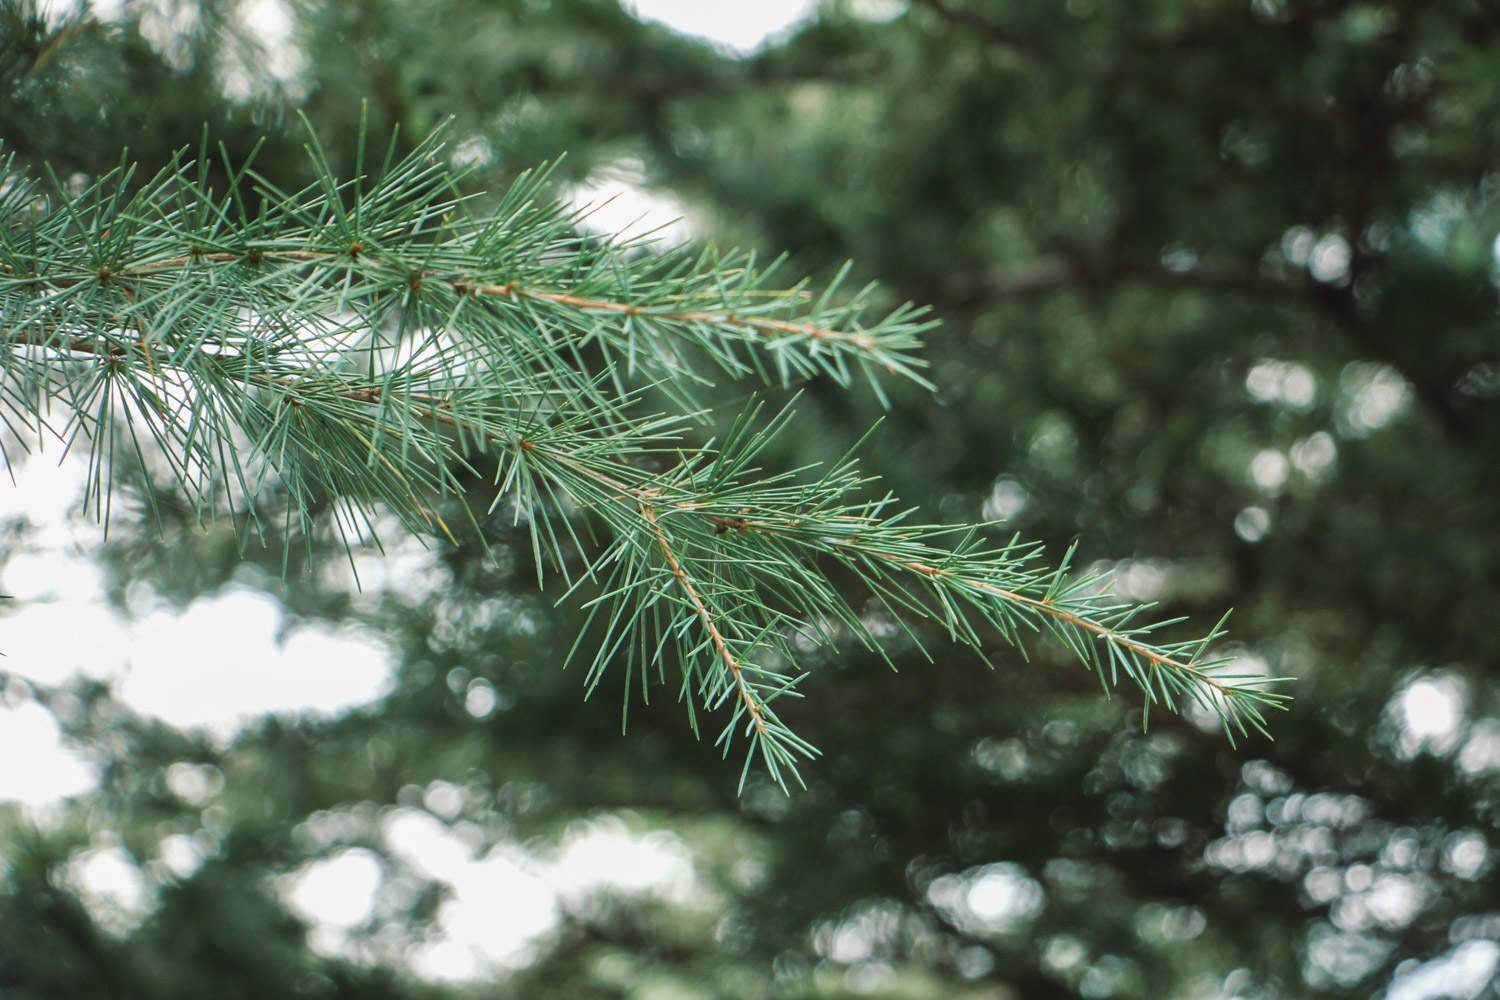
[1,116,1283,788]
[3,1,1499,997]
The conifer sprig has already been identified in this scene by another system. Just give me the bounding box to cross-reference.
[0,125,1289,788]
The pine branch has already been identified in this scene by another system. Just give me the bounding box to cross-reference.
[0,122,1290,789]
[34,248,909,358]
[532,417,1287,775]
[639,499,771,738]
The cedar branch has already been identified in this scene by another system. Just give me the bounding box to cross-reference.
[3,330,1234,700]
[10,248,884,350]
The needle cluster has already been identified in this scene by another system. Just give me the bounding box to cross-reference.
[0,122,1289,788]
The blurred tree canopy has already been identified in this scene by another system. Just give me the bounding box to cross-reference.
[2,1,1499,997]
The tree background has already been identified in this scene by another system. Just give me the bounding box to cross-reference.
[2,1,1499,997]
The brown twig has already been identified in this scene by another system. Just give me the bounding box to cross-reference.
[865,552,1232,695]
[639,502,769,736]
[21,247,885,350]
